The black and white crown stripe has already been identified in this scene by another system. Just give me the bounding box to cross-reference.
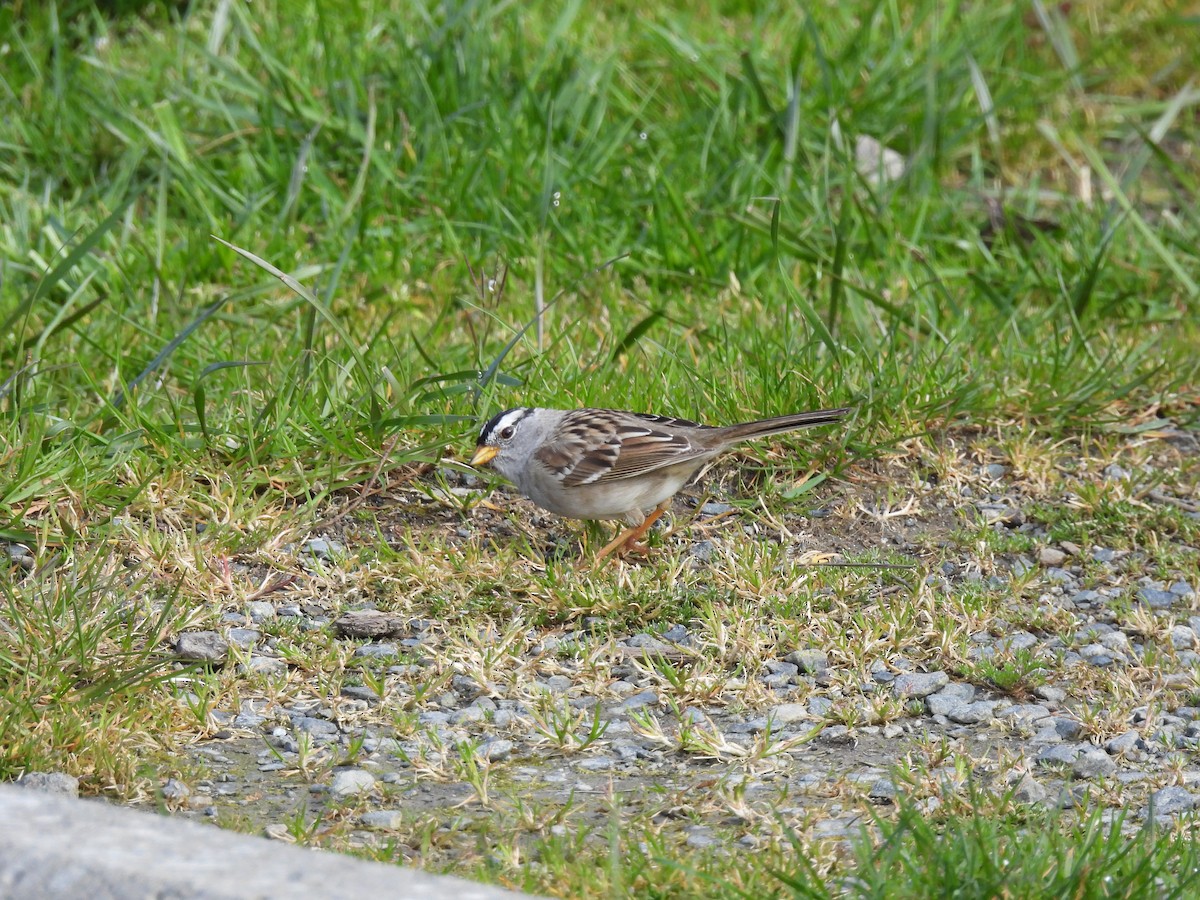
[477,407,534,444]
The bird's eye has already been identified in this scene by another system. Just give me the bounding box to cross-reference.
[499,426,515,440]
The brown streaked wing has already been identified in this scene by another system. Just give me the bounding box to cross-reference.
[535,409,711,487]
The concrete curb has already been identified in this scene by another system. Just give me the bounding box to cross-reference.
[0,785,539,899]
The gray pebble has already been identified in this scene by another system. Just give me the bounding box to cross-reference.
[354,643,399,659]
[1036,745,1081,768]
[226,628,260,650]
[769,703,810,726]
[1137,588,1176,609]
[297,717,339,737]
[616,691,659,713]
[627,633,668,652]
[784,649,830,674]
[242,656,287,676]
[948,701,997,725]
[926,683,975,716]
[245,601,276,622]
[1012,774,1049,804]
[479,739,514,761]
[1038,547,1066,566]
[1147,786,1198,819]
[359,810,404,829]
[868,778,897,802]
[161,778,191,802]
[1072,748,1117,779]
[1169,626,1196,650]
[685,827,722,849]
[1034,685,1066,704]
[15,772,79,796]
[892,671,949,699]
[330,769,375,799]
[1105,731,1142,755]
[661,624,690,643]
[175,631,229,663]
[808,697,834,718]
[1051,717,1084,740]
[304,538,345,560]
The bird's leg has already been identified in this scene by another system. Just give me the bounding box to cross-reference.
[592,501,669,565]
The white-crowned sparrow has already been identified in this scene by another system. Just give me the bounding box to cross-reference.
[470,406,849,560]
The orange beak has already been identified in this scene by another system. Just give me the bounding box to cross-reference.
[470,445,499,466]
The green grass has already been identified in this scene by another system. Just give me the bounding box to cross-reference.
[2,0,1199,895]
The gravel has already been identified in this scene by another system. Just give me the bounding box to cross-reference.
[113,439,1200,868]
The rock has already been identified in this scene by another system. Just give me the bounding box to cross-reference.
[818,725,855,746]
[1147,786,1198,819]
[769,703,810,726]
[479,739,514,761]
[1038,547,1066,567]
[245,601,276,622]
[868,778,897,803]
[996,704,1051,725]
[978,504,1023,527]
[853,134,906,185]
[226,628,260,650]
[1137,588,1176,609]
[161,778,191,802]
[1059,541,1082,556]
[926,683,975,716]
[685,827,722,849]
[15,772,79,796]
[1036,745,1081,768]
[242,656,287,676]
[353,643,399,659]
[1052,717,1084,740]
[661,624,690,643]
[808,697,834,717]
[174,631,229,663]
[616,691,659,713]
[296,717,339,738]
[1105,731,1142,755]
[303,538,345,559]
[1012,774,1048,804]
[1072,748,1117,779]
[330,769,375,799]
[334,611,410,639]
[784,649,830,674]
[892,672,949,699]
[450,707,486,725]
[359,810,404,829]
[947,701,997,725]
[1169,626,1197,650]
[1034,685,1066,705]
[627,633,668,651]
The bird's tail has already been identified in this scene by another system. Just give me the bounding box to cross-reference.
[719,407,851,442]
